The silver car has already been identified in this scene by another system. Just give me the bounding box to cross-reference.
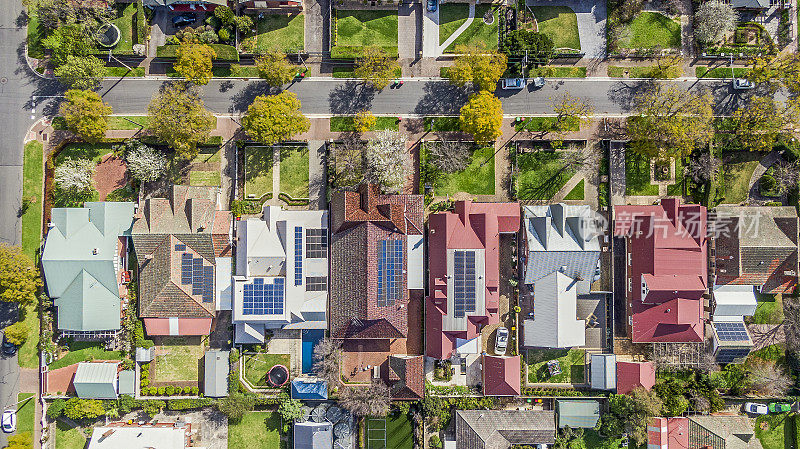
[733,78,755,90]
[495,327,509,355]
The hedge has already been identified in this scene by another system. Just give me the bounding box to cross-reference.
[141,386,199,396]
[167,398,214,410]
[278,192,309,206]
[156,44,240,61]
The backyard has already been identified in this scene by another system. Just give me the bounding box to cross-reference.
[366,413,413,449]
[189,147,222,187]
[243,353,291,387]
[279,147,310,200]
[48,341,126,370]
[530,6,581,50]
[625,152,659,196]
[616,12,681,49]
[228,411,282,449]
[333,10,398,58]
[718,153,761,204]
[153,337,205,383]
[751,293,785,324]
[440,4,499,52]
[526,348,585,383]
[755,413,793,449]
[515,150,577,201]
[56,421,87,449]
[253,14,305,53]
[244,146,275,200]
[421,144,495,196]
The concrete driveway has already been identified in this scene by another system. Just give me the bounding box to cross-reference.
[422,3,439,57]
[526,0,607,59]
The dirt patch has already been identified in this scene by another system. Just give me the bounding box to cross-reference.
[95,154,128,200]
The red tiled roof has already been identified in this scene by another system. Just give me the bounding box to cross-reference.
[616,361,655,394]
[426,201,520,359]
[389,355,424,400]
[614,199,707,343]
[483,355,521,396]
[648,417,689,449]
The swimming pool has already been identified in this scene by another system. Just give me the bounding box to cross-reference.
[301,329,324,374]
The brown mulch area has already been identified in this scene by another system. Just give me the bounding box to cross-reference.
[95,154,128,200]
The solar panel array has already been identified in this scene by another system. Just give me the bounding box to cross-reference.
[305,228,327,258]
[715,321,749,341]
[715,347,751,364]
[202,266,213,302]
[377,240,403,307]
[180,252,214,302]
[243,277,285,315]
[294,227,303,286]
[453,250,477,318]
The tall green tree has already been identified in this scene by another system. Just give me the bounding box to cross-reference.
[60,89,111,143]
[354,46,400,90]
[216,393,255,421]
[0,244,42,306]
[732,96,794,152]
[446,45,507,91]
[54,55,107,90]
[255,49,296,87]
[174,42,216,85]
[41,24,92,67]
[147,83,215,160]
[241,92,310,145]
[459,91,503,144]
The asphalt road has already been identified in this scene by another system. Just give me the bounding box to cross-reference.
[97,77,756,117]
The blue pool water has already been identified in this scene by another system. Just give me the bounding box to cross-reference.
[301,329,324,374]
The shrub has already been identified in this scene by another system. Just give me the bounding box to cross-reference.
[46,399,66,421]
[167,398,214,411]
[430,434,442,449]
[760,174,777,193]
[765,201,783,206]
[191,387,199,395]
[218,28,230,42]
[165,386,175,396]
[158,387,166,396]
[141,400,165,417]
[117,395,136,414]
[63,398,105,421]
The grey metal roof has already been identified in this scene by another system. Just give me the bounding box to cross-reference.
[731,0,769,9]
[590,354,616,390]
[556,400,600,428]
[118,370,136,396]
[524,271,585,348]
[455,410,556,449]
[73,362,118,399]
[203,350,229,397]
[294,421,333,449]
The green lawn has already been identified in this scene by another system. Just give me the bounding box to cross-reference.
[607,65,682,78]
[424,117,460,132]
[279,148,309,199]
[189,171,221,187]
[193,147,222,164]
[48,341,126,370]
[719,155,760,204]
[530,6,581,50]
[243,353,291,386]
[17,393,34,436]
[424,145,495,196]
[331,66,401,79]
[564,179,585,200]
[330,116,400,131]
[229,412,281,448]
[617,12,681,49]
[666,157,685,196]
[212,65,262,78]
[444,5,498,52]
[333,10,398,57]
[56,421,86,449]
[27,12,45,59]
[625,152,659,196]
[529,66,587,77]
[109,3,136,53]
[106,66,146,77]
[752,293,785,324]
[108,116,149,130]
[56,142,115,165]
[526,348,585,383]
[255,14,305,53]
[154,337,203,382]
[755,414,792,449]
[515,151,577,201]
[365,413,412,449]
[21,141,43,260]
[696,66,752,78]
[570,429,628,449]
[244,146,275,199]
[439,4,470,45]
[514,117,580,133]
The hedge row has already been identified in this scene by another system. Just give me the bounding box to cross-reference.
[330,45,399,59]
[141,386,200,396]
[278,192,309,206]
[156,44,240,61]
[167,398,214,410]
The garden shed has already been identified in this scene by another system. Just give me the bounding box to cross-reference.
[73,362,119,399]
[203,350,229,397]
[556,400,600,428]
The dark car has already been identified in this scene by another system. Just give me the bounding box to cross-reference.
[2,336,16,357]
[172,13,197,28]
[427,0,437,12]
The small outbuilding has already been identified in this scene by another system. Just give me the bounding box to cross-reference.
[73,362,119,399]
[590,354,616,390]
[556,400,600,428]
[294,421,333,449]
[291,378,328,400]
[203,350,229,397]
[117,370,136,396]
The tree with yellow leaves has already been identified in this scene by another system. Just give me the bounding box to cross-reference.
[732,96,796,153]
[256,49,296,87]
[446,44,508,91]
[353,110,376,133]
[0,244,41,307]
[459,91,503,144]
[60,89,111,143]
[354,46,400,90]
[551,93,594,135]
[174,42,216,85]
[241,91,310,145]
[749,53,800,94]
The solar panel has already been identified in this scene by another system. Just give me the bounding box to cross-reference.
[377,240,403,307]
[242,278,284,315]
[294,227,303,286]
[181,253,193,284]
[716,347,751,364]
[715,322,749,342]
[202,266,214,303]
[175,244,186,251]
[453,250,477,318]
[192,258,204,295]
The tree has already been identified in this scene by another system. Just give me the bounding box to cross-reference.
[147,83,215,160]
[0,245,41,306]
[174,43,216,85]
[278,398,304,421]
[255,49,295,86]
[772,160,799,193]
[651,53,683,79]
[364,130,412,193]
[746,359,792,396]
[426,137,472,174]
[54,158,95,195]
[694,0,738,44]
[353,110,376,134]
[339,381,391,417]
[125,142,169,183]
[141,400,165,417]
[4,321,28,346]
[216,393,255,421]
[354,46,400,90]
[551,93,594,136]
[749,53,800,94]
[312,338,343,385]
[446,45,508,91]
[686,151,722,184]
[503,29,555,58]
[627,83,714,160]
[327,136,365,189]
[732,96,791,153]
[241,92,310,145]
[63,398,105,420]
[46,398,66,421]
[60,89,111,143]
[6,432,32,449]
[54,56,107,90]
[602,389,663,446]
[459,91,503,144]
[41,24,92,67]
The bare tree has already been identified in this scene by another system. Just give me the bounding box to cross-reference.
[772,160,799,193]
[339,381,391,418]
[312,338,343,385]
[328,135,365,189]
[427,136,473,174]
[687,152,722,184]
[747,359,792,396]
[364,130,412,193]
[695,0,738,44]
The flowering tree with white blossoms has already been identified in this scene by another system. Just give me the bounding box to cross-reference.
[54,158,95,195]
[364,130,411,193]
[125,142,169,183]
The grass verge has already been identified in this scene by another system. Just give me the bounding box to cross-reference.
[329,116,400,131]
[564,179,585,200]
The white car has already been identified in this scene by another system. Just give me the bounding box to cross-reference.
[502,78,525,90]
[743,402,768,415]
[532,76,546,88]
[495,327,509,355]
[733,78,755,90]
[2,410,16,433]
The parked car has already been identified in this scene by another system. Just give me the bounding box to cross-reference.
[1,410,15,433]
[743,402,768,415]
[502,78,525,90]
[172,13,197,28]
[532,77,546,88]
[495,327,508,355]
[1,335,16,356]
[769,402,792,413]
[733,78,755,90]
[427,0,437,12]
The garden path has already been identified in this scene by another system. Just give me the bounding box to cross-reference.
[747,150,782,203]
[551,172,585,202]
[438,2,475,53]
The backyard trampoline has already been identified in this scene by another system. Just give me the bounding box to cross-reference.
[268,364,289,387]
[96,23,120,47]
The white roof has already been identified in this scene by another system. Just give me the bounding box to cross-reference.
[88,426,185,449]
[407,234,424,290]
[455,336,480,355]
[713,284,757,320]
[590,354,616,390]
[524,271,585,348]
[215,257,232,311]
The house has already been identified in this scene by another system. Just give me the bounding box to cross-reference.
[524,271,586,348]
[42,202,135,338]
[240,0,302,13]
[131,185,231,336]
[454,410,556,449]
[329,184,424,397]
[87,423,189,449]
[73,362,132,400]
[294,422,333,449]
[614,199,707,343]
[616,360,655,394]
[590,353,616,390]
[730,0,769,10]
[649,416,763,449]
[388,354,425,400]
[203,349,229,397]
[482,354,521,396]
[232,205,328,345]
[426,200,520,362]
[648,417,689,449]
[556,400,600,428]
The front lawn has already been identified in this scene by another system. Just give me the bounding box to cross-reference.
[607,65,682,78]
[696,66,751,78]
[109,3,136,53]
[189,171,221,187]
[718,153,761,204]
[21,141,43,261]
[56,143,115,165]
[755,413,792,449]
[48,341,126,370]
[526,348,585,383]
[330,116,400,132]
[444,5,498,52]
[530,6,581,50]
[422,144,495,196]
[254,14,305,53]
[515,151,577,201]
[108,116,150,130]
[625,152,659,196]
[228,412,281,448]
[423,117,460,132]
[617,12,681,49]
[279,148,309,199]
[666,157,685,196]
[514,117,580,133]
[439,3,470,45]
[56,421,87,449]
[243,353,291,386]
[564,179,585,200]
[154,337,204,382]
[752,293,785,324]
[244,146,275,199]
[333,10,398,58]
[17,393,34,435]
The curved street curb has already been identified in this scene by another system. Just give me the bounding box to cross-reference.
[24,44,55,81]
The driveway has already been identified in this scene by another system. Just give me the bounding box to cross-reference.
[422,2,439,57]
[525,0,607,59]
[398,3,422,60]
